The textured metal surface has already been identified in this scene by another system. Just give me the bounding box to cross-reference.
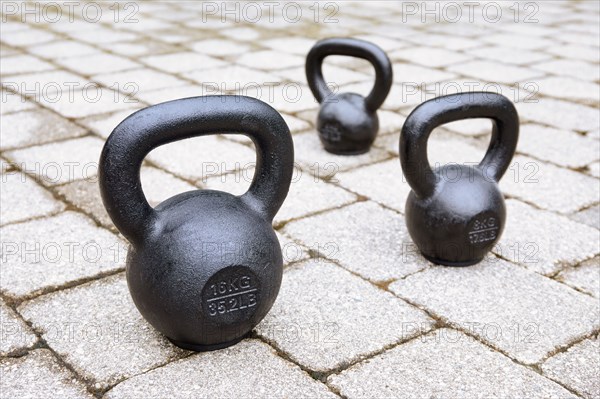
[400,92,519,266]
[98,95,293,351]
[306,38,393,155]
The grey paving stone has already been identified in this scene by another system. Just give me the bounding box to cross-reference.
[190,39,251,56]
[5,136,105,186]
[262,36,316,55]
[291,131,390,173]
[141,51,225,73]
[0,171,65,226]
[105,339,336,399]
[0,54,54,75]
[0,28,58,47]
[0,299,37,356]
[328,329,574,399]
[0,349,93,399]
[92,68,188,95]
[403,33,480,51]
[68,28,138,45]
[532,59,600,81]
[447,61,544,84]
[132,84,211,105]
[78,108,143,139]
[18,274,186,389]
[570,204,600,230]
[236,50,306,71]
[54,53,140,76]
[587,161,600,178]
[544,44,599,63]
[465,45,552,66]
[500,155,599,214]
[27,40,100,59]
[283,201,430,282]
[518,124,600,168]
[495,200,599,275]
[0,108,86,150]
[147,135,256,184]
[482,33,554,50]
[542,336,600,399]
[1,89,37,114]
[183,65,282,92]
[393,63,457,85]
[274,64,368,86]
[557,257,600,299]
[389,259,600,365]
[390,47,471,67]
[204,167,356,225]
[1,211,125,298]
[536,77,600,105]
[36,87,135,119]
[355,34,406,52]
[517,97,600,133]
[256,260,434,372]
[336,159,409,213]
[1,70,89,96]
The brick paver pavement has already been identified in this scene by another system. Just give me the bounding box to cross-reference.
[1,1,598,398]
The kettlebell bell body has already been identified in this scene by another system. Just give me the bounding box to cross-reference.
[99,96,293,351]
[400,92,519,266]
[306,38,392,155]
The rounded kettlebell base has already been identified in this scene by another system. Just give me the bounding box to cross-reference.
[168,334,247,352]
[422,253,484,267]
[323,146,371,156]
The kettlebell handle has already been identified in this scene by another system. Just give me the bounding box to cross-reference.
[99,95,293,246]
[400,92,519,199]
[306,38,393,112]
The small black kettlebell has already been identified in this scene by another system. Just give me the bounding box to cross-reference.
[99,96,293,351]
[306,38,393,155]
[400,92,519,266]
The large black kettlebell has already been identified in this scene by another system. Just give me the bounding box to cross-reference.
[99,96,293,351]
[400,92,519,266]
[306,38,393,155]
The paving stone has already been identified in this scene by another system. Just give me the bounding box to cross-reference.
[218,26,263,42]
[37,87,135,119]
[557,257,600,298]
[587,161,600,178]
[542,336,600,399]
[517,97,600,132]
[466,45,552,66]
[265,83,320,113]
[147,135,256,183]
[78,108,143,138]
[390,258,600,365]
[448,61,544,84]
[205,166,356,224]
[18,275,185,389]
[518,124,600,168]
[403,33,480,50]
[262,36,316,55]
[1,211,125,298]
[275,64,368,86]
[92,68,188,93]
[535,77,600,105]
[27,40,100,59]
[283,201,430,282]
[390,47,470,68]
[56,178,113,230]
[69,28,138,45]
[0,349,93,399]
[278,232,311,266]
[0,171,65,226]
[54,53,140,76]
[0,54,54,75]
[141,52,226,73]
[495,199,599,275]
[235,50,305,71]
[281,112,311,133]
[292,131,390,173]
[0,299,37,356]
[544,44,599,63]
[190,39,251,56]
[1,70,89,97]
[1,89,37,114]
[0,28,58,47]
[482,33,554,50]
[5,136,104,186]
[532,59,600,82]
[500,155,599,214]
[393,63,457,85]
[570,204,600,230]
[336,159,408,213]
[184,66,281,92]
[0,108,86,150]
[256,260,434,372]
[328,329,574,399]
[105,339,336,399]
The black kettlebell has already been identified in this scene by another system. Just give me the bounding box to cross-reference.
[400,92,519,266]
[306,38,392,155]
[99,96,293,351]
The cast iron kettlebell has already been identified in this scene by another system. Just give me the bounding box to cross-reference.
[306,38,393,155]
[400,92,519,266]
[99,95,293,351]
